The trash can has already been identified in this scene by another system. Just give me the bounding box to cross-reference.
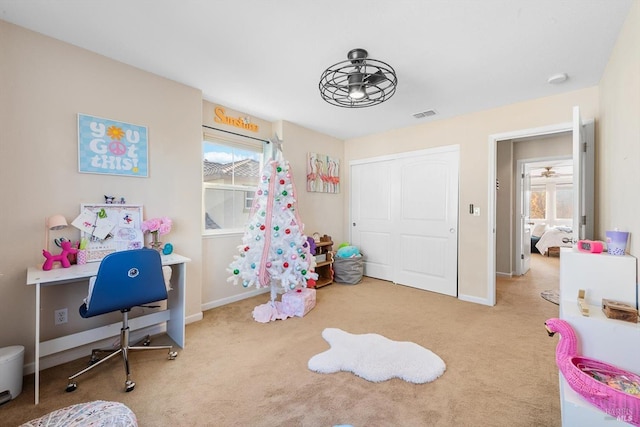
[0,345,24,402]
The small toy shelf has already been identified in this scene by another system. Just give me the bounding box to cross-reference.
[313,235,333,288]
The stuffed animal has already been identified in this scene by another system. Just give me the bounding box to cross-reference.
[42,241,79,271]
[336,245,361,258]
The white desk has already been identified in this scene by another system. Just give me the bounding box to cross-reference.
[26,253,190,404]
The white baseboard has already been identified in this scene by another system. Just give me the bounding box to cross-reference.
[201,287,270,312]
[496,271,513,277]
[186,312,203,324]
[458,293,494,306]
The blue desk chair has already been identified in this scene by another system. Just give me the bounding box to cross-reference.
[66,249,178,393]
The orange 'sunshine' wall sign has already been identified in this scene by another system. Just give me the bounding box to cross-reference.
[214,106,259,133]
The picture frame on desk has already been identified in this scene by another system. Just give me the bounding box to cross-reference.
[75,204,144,262]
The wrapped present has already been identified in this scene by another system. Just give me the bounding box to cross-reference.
[281,288,316,317]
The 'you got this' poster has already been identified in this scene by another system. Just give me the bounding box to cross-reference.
[78,113,149,177]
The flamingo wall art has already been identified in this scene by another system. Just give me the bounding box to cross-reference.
[307,152,340,193]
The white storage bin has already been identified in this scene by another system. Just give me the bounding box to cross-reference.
[0,345,24,400]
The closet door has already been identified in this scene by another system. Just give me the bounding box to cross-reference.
[350,146,459,296]
[393,149,458,296]
[351,160,394,281]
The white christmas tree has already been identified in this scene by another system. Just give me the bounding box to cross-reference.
[228,150,317,308]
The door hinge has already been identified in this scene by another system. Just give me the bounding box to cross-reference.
[583,142,587,152]
[581,215,587,226]
[521,254,524,260]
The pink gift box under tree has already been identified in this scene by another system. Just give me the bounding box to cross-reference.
[281,288,316,317]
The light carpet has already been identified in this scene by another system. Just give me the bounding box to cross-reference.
[308,327,446,384]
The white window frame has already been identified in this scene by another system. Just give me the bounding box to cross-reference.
[202,130,263,236]
[529,180,573,227]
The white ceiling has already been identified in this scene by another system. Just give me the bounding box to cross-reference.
[0,0,633,140]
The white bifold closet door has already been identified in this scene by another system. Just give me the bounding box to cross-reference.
[350,146,459,297]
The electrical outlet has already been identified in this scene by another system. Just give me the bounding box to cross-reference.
[55,308,68,325]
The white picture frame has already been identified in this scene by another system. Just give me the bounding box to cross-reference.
[75,204,144,262]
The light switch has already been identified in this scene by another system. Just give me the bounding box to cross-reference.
[473,207,480,216]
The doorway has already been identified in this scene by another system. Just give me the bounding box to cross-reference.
[515,155,573,275]
[487,106,594,305]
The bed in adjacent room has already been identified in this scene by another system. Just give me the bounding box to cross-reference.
[533,226,573,256]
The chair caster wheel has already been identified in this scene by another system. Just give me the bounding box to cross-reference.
[125,380,135,392]
[142,339,151,346]
[66,383,77,392]
[168,351,178,360]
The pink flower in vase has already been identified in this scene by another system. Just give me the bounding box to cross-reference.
[142,217,172,251]
[142,217,172,235]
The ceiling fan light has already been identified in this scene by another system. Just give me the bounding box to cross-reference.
[348,87,366,100]
[348,73,366,99]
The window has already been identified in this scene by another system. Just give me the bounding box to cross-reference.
[529,186,546,219]
[555,184,573,219]
[528,182,573,224]
[203,134,263,233]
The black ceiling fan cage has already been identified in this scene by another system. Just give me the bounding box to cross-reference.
[319,48,398,108]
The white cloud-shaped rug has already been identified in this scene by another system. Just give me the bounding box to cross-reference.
[308,328,446,384]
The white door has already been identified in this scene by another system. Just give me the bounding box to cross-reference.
[351,147,459,296]
[394,150,459,295]
[572,106,583,244]
[350,160,394,281]
[519,163,532,275]
[572,106,595,241]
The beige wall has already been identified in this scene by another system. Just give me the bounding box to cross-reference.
[598,1,640,255]
[279,121,346,245]
[344,88,599,302]
[0,21,204,366]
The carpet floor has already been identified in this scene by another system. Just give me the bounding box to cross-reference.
[5,254,561,426]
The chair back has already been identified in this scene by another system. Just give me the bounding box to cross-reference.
[81,249,168,318]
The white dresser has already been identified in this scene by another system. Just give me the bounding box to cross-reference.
[558,248,639,426]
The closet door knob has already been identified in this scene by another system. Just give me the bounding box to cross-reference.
[449,228,456,234]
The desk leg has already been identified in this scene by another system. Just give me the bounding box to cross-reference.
[34,282,40,405]
[166,262,185,348]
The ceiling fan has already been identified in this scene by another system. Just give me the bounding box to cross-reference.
[540,166,556,178]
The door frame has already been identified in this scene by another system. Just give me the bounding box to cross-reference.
[488,122,572,306]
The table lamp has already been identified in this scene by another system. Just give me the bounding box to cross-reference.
[45,214,68,251]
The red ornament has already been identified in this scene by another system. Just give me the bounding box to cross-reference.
[260,225,265,230]
[283,262,289,268]
[285,229,291,234]
[244,246,250,251]
[287,203,292,208]
[279,179,285,185]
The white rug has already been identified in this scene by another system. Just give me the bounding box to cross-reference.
[308,328,446,384]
